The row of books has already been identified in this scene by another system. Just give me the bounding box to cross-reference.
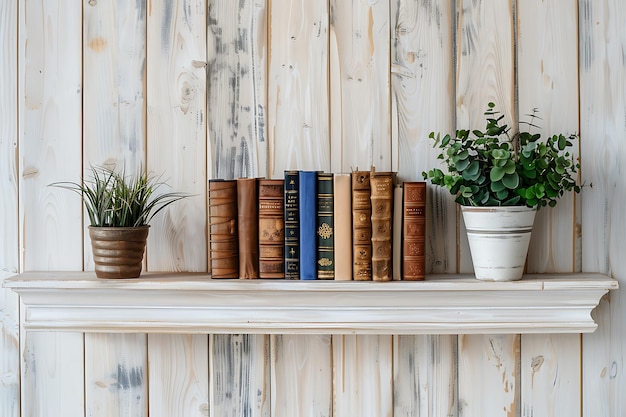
[208,168,426,281]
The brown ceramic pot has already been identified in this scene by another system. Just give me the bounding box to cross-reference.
[88,226,150,279]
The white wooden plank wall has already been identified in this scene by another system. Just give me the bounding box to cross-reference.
[3,1,626,417]
[0,1,19,416]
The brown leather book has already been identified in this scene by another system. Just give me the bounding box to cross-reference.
[402,181,426,280]
[237,178,259,278]
[351,170,372,280]
[370,170,396,281]
[258,179,285,278]
[333,174,352,280]
[209,180,239,278]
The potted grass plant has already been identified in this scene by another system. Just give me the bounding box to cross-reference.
[422,103,581,281]
[51,166,190,278]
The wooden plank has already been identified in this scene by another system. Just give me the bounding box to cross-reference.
[210,334,270,417]
[85,333,147,417]
[0,1,19,415]
[517,2,581,416]
[148,334,209,417]
[518,0,580,274]
[267,0,330,177]
[393,335,457,417]
[391,0,456,274]
[83,0,146,174]
[271,335,332,417]
[455,3,519,416]
[520,335,580,417]
[329,0,391,172]
[146,0,207,271]
[19,1,85,416]
[579,0,626,416]
[207,0,268,179]
[333,335,393,417]
[458,334,520,417]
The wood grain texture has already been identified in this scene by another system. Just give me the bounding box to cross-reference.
[333,335,393,417]
[271,335,332,417]
[458,334,520,417]
[22,331,84,417]
[85,333,147,417]
[210,334,270,417]
[267,0,330,177]
[521,334,580,417]
[391,0,456,274]
[329,0,391,172]
[0,1,19,415]
[148,334,209,417]
[518,0,580,274]
[207,0,268,179]
[393,335,457,417]
[580,0,626,416]
[146,0,208,272]
[19,0,84,271]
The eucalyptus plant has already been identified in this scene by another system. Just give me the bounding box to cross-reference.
[51,166,190,227]
[422,103,581,208]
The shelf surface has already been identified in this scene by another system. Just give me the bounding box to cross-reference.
[4,271,618,335]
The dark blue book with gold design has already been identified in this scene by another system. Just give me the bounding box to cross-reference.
[299,171,317,280]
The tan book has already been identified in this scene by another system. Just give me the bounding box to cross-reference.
[237,178,259,278]
[333,174,352,280]
[370,169,396,281]
[258,179,285,278]
[351,170,372,280]
[209,180,239,278]
[402,182,426,280]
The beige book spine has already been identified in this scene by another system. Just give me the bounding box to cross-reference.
[333,174,352,280]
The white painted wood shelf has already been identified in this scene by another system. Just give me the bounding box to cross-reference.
[4,271,617,335]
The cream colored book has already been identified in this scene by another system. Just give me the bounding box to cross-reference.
[333,173,352,280]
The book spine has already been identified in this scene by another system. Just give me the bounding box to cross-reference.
[317,172,334,279]
[209,180,239,278]
[402,181,426,281]
[237,178,259,279]
[333,174,352,280]
[370,171,396,281]
[392,184,403,280]
[258,179,285,278]
[284,170,300,279]
[299,171,317,280]
[351,171,372,280]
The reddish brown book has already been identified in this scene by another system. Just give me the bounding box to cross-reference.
[402,182,426,280]
[258,179,285,278]
[237,178,259,278]
[351,170,372,280]
[370,170,396,281]
[209,180,239,278]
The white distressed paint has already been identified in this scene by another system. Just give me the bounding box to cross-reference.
[6,271,616,335]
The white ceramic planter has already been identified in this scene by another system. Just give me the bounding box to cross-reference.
[461,206,536,281]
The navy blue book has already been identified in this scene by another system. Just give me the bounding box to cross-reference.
[284,170,300,279]
[299,171,318,280]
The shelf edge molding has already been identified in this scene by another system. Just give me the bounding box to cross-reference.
[4,271,618,335]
